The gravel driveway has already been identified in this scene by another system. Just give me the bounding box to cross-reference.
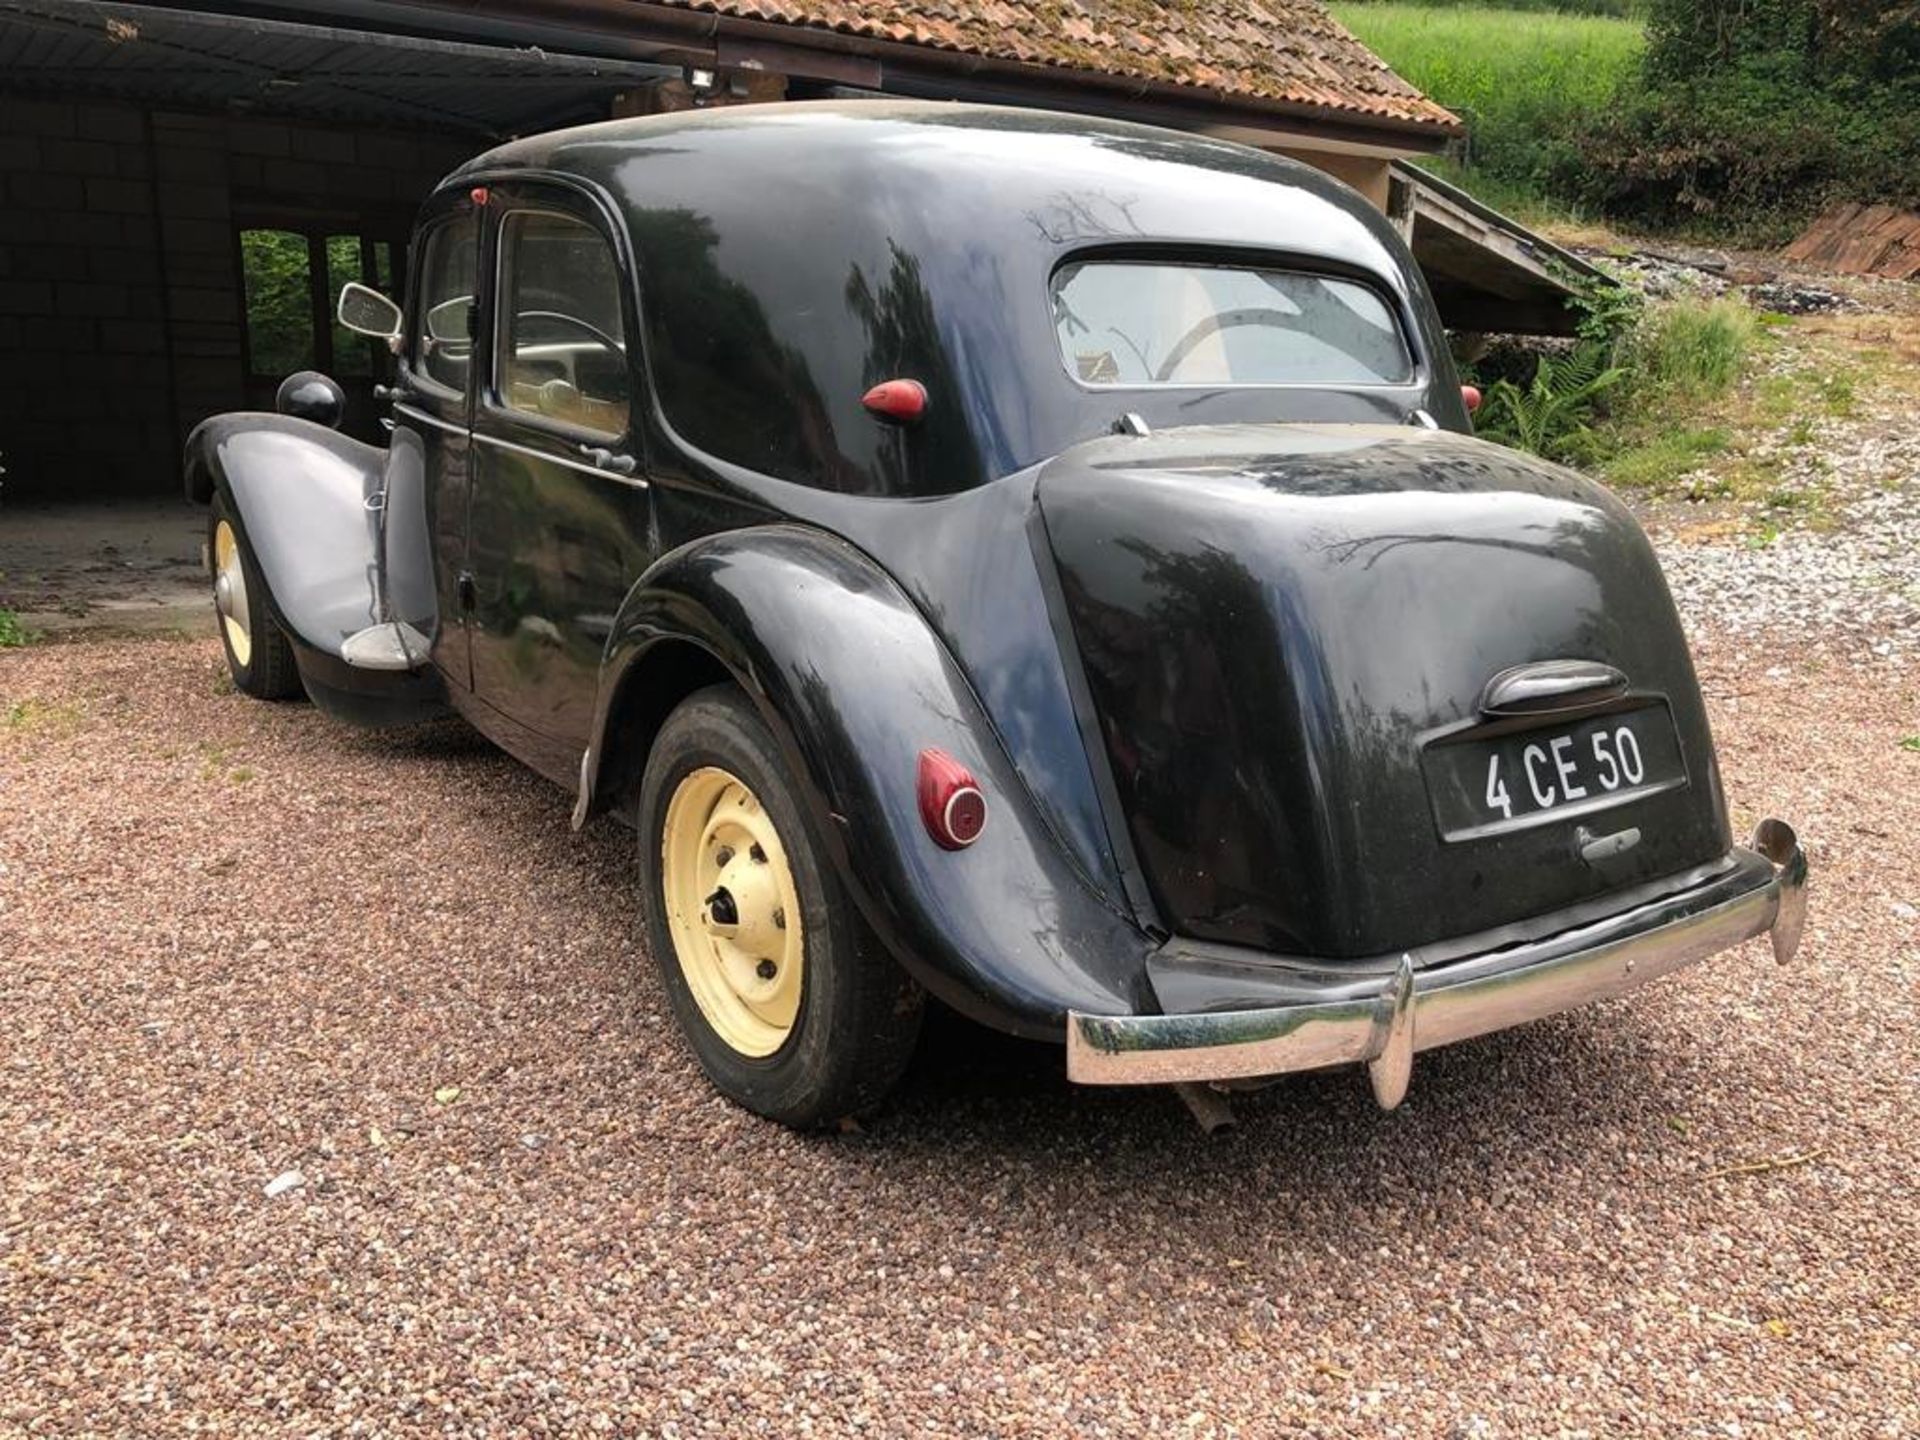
[2,629,1915,1437]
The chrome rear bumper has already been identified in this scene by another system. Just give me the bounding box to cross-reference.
[1066,820,1808,1107]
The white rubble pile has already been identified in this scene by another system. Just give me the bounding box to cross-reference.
[1652,426,1920,664]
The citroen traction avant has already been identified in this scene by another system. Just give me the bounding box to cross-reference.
[187,103,1807,1127]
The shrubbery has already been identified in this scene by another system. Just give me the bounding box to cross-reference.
[1341,0,1920,236]
[1470,278,1759,469]
[1570,1,1920,234]
[1618,299,1760,408]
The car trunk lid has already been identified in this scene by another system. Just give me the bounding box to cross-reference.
[1034,423,1731,958]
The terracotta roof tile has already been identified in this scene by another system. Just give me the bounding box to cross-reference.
[645,0,1460,133]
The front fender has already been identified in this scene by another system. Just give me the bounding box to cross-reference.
[583,525,1153,1039]
[184,413,387,658]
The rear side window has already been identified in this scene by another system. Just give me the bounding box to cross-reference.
[1051,261,1413,387]
[496,210,630,439]
[412,213,478,395]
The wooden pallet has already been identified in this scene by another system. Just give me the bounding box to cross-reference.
[1783,203,1920,280]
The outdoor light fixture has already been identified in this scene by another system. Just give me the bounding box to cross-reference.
[687,67,717,92]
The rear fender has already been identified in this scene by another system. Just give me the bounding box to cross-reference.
[578,525,1151,1037]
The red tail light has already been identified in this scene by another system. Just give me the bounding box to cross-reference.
[917,748,987,849]
[862,378,928,424]
[1461,384,1483,413]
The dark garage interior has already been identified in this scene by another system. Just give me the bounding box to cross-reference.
[0,0,1594,515]
[0,0,683,504]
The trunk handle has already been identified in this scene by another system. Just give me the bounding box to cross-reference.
[1480,659,1629,718]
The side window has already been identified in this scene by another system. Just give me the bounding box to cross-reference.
[412,213,478,396]
[496,210,630,439]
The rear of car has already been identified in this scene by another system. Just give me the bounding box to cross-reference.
[1028,270,1807,1103]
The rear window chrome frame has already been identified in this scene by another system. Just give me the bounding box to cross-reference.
[1046,245,1428,396]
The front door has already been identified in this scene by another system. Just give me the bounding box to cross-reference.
[388,196,480,690]
[466,182,651,779]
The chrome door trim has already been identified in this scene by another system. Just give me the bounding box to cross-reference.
[472,430,648,488]
[392,402,465,437]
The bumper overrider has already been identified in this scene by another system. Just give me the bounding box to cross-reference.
[1067,820,1809,1108]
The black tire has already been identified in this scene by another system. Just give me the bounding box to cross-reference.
[637,685,923,1128]
[209,492,302,701]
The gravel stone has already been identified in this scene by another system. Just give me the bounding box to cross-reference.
[1637,282,1919,672]
[2,613,1915,1434]
[1649,424,1920,667]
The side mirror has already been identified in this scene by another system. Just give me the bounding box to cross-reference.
[424,296,473,352]
[338,281,403,344]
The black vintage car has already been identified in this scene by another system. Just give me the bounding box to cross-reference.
[186,102,1806,1128]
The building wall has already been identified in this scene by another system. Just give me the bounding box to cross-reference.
[0,94,473,504]
[1275,147,1394,211]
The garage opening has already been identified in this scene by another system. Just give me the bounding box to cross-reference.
[238,218,405,437]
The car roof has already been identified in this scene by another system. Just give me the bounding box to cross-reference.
[449,101,1441,498]
[451,101,1382,247]
[462,99,1290,183]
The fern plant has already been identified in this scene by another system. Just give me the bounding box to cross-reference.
[1475,342,1625,462]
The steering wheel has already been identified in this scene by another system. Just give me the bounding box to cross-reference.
[1153,307,1302,383]
[516,309,623,355]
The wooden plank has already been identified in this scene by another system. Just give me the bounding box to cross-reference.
[1865,208,1917,241]
[1782,202,1858,262]
[1874,230,1920,280]
[1391,161,1600,336]
[1831,204,1903,271]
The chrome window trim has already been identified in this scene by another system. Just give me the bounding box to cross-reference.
[1048,255,1422,394]
[490,203,634,449]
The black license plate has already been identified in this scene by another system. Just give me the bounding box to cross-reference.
[1425,705,1687,842]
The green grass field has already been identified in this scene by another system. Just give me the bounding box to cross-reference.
[1331,4,1645,220]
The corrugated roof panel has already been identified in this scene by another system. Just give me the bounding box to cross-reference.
[0,0,671,134]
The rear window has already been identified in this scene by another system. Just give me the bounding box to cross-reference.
[1051,261,1413,387]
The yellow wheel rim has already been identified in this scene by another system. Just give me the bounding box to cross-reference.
[212,520,253,668]
[661,766,805,1057]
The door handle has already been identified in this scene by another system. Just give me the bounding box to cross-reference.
[577,444,637,477]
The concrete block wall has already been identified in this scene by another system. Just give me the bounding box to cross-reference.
[0,95,175,508]
[0,94,475,504]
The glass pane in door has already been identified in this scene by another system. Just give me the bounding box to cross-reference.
[327,233,374,377]
[239,228,314,380]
